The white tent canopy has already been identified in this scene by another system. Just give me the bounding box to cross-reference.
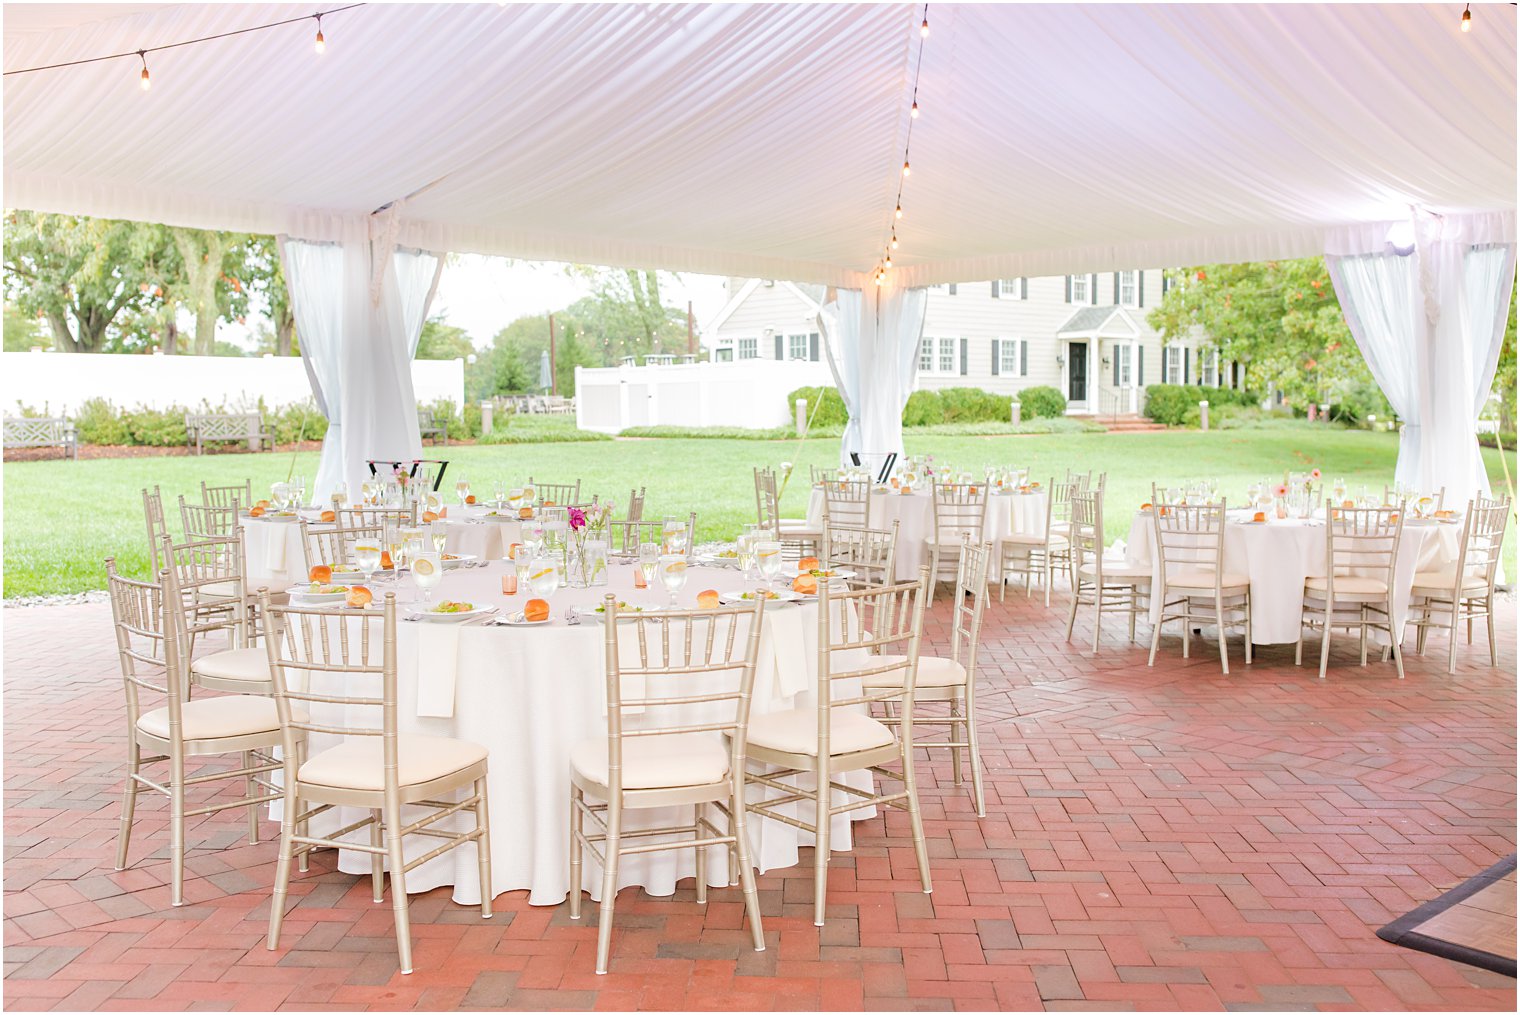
[3,3,1515,500]
[5,3,1514,286]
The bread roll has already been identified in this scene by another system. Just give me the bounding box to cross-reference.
[525,598,550,622]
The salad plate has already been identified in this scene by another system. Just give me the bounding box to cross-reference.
[719,589,802,604]
[441,553,478,568]
[498,611,551,626]
[405,602,497,623]
[581,600,648,622]
[784,567,856,580]
[287,583,351,602]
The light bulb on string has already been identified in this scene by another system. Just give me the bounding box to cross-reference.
[315,14,326,53]
[891,234,899,250]
[902,160,911,176]
[895,204,903,220]
[911,101,919,119]
[920,17,929,37]
[884,253,892,268]
[1461,4,1471,31]
[137,51,150,90]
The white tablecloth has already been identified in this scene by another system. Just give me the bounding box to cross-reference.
[240,507,523,589]
[804,486,1048,580]
[1124,511,1461,645]
[289,561,873,907]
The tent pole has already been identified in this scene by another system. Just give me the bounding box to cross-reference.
[549,313,557,397]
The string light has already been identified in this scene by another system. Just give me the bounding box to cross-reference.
[895,204,903,219]
[3,4,363,85]
[873,4,929,282]
[902,160,911,176]
[1461,4,1471,30]
[921,16,930,37]
[891,234,899,250]
[911,100,919,119]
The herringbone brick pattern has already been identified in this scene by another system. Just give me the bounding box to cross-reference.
[4,593,1515,1011]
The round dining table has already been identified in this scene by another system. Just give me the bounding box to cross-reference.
[803,485,1049,580]
[279,559,874,908]
[1123,509,1463,645]
[239,505,524,588]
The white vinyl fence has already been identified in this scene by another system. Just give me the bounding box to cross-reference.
[2,351,464,415]
[575,359,834,433]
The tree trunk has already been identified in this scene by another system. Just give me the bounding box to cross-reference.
[276,306,295,356]
[163,318,179,355]
[46,310,79,352]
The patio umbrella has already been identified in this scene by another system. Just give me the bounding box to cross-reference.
[538,350,552,392]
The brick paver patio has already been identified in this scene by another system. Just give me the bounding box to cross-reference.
[4,591,1515,1011]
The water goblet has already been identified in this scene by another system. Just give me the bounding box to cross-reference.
[659,553,688,607]
[455,474,471,507]
[354,540,382,585]
[756,539,782,591]
[638,542,661,588]
[528,555,561,599]
[430,519,449,555]
[411,552,443,605]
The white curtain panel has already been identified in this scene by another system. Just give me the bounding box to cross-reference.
[819,286,927,466]
[279,222,444,502]
[277,237,348,500]
[1327,211,1516,506]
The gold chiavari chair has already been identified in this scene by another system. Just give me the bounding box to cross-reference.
[340,505,416,528]
[569,596,768,974]
[1147,501,1252,675]
[180,495,240,539]
[821,520,900,586]
[820,477,872,531]
[611,512,698,556]
[997,475,1068,605]
[925,480,988,602]
[1407,497,1509,672]
[1065,490,1151,651]
[161,533,274,693]
[1296,505,1405,679]
[755,466,822,556]
[624,486,646,526]
[865,536,993,816]
[144,485,172,574]
[1046,475,1084,541]
[299,518,382,579]
[529,477,581,506]
[201,478,254,511]
[743,568,934,927]
[260,592,493,975]
[1384,484,1445,512]
[108,558,297,907]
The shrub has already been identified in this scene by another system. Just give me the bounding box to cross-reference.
[901,390,944,427]
[1144,384,1258,425]
[1478,431,1517,451]
[786,386,850,428]
[1017,385,1066,420]
[1325,380,1392,426]
[938,386,1011,423]
[270,401,329,444]
[74,398,132,445]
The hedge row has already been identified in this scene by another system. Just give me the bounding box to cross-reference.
[1143,384,1259,426]
[787,384,1066,428]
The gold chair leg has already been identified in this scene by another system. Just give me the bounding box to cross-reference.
[965,695,986,819]
[475,776,493,919]
[950,700,964,787]
[266,788,297,950]
[169,756,186,907]
[733,788,766,953]
[1090,588,1102,654]
[1064,581,1081,641]
[383,802,414,975]
[812,770,831,927]
[1487,597,1498,666]
[594,797,623,974]
[568,787,584,921]
[1147,600,1162,667]
[1216,594,1229,676]
[1318,610,1333,680]
[694,803,707,906]
[901,745,933,898]
[1391,621,1406,680]
[367,810,384,902]
[244,751,260,845]
[115,745,140,871]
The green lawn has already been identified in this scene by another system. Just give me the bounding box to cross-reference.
[4,427,1514,598]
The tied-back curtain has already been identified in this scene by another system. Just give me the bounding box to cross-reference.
[819,285,927,466]
[1327,210,1516,506]
[279,220,446,502]
[277,237,348,500]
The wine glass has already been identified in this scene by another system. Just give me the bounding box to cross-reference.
[402,529,425,571]
[455,474,471,507]
[383,522,402,575]
[638,541,661,588]
[659,553,688,607]
[1331,477,1348,505]
[756,539,782,591]
[736,528,758,581]
[290,475,306,509]
[333,481,348,510]
[662,516,687,555]
[528,555,561,599]
[493,479,507,511]
[411,552,442,605]
[430,519,449,555]
[270,481,290,511]
[523,518,545,559]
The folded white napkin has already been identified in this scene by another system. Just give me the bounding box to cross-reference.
[414,622,462,718]
[765,606,809,699]
[265,526,288,573]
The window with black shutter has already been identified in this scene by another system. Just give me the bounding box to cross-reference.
[990,338,1000,375]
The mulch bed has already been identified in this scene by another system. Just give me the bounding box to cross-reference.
[4,439,480,462]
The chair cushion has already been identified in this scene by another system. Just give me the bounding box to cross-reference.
[778,519,819,534]
[1412,569,1489,594]
[1077,560,1151,580]
[747,709,895,756]
[199,580,243,599]
[1305,575,1388,596]
[191,647,271,684]
[570,733,729,790]
[137,695,302,742]
[1167,570,1250,590]
[299,734,488,792]
[999,533,1065,547]
[862,653,967,688]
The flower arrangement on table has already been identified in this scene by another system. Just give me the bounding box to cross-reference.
[566,505,611,586]
[777,461,795,499]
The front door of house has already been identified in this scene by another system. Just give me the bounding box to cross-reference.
[1067,342,1088,404]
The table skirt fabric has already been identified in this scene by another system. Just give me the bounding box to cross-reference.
[1124,511,1461,645]
[805,486,1048,580]
[277,562,875,907]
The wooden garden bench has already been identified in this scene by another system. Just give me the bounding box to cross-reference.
[184,412,274,454]
[418,406,449,445]
[3,417,77,459]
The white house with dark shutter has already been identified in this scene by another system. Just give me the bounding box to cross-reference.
[705,270,1244,415]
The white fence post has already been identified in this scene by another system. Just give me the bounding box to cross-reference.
[1199,400,1209,431]
[795,398,808,435]
[480,400,493,436]
[1010,399,1022,425]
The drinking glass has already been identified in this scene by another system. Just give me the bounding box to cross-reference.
[528,555,561,599]
[493,480,507,510]
[402,531,426,570]
[513,557,532,593]
[662,516,687,555]
[354,540,381,583]
[383,522,402,574]
[1247,480,1262,506]
[430,519,449,555]
[411,552,442,605]
[523,519,545,559]
[455,475,471,507]
[1331,477,1348,504]
[333,481,348,509]
[271,481,290,511]
[659,553,688,607]
[383,481,403,510]
[756,539,782,590]
[638,542,661,588]
[736,529,758,581]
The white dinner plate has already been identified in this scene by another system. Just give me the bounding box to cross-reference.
[783,567,856,580]
[251,512,301,523]
[405,604,498,623]
[498,611,551,626]
[718,589,802,604]
[698,554,742,567]
[441,553,478,568]
[286,585,352,602]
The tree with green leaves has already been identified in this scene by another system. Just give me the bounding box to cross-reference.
[415,316,475,360]
[2,211,174,352]
[1498,278,1516,434]
[567,266,691,362]
[1147,257,1386,414]
[4,301,48,351]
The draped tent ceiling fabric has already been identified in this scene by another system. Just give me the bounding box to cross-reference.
[3,3,1514,287]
